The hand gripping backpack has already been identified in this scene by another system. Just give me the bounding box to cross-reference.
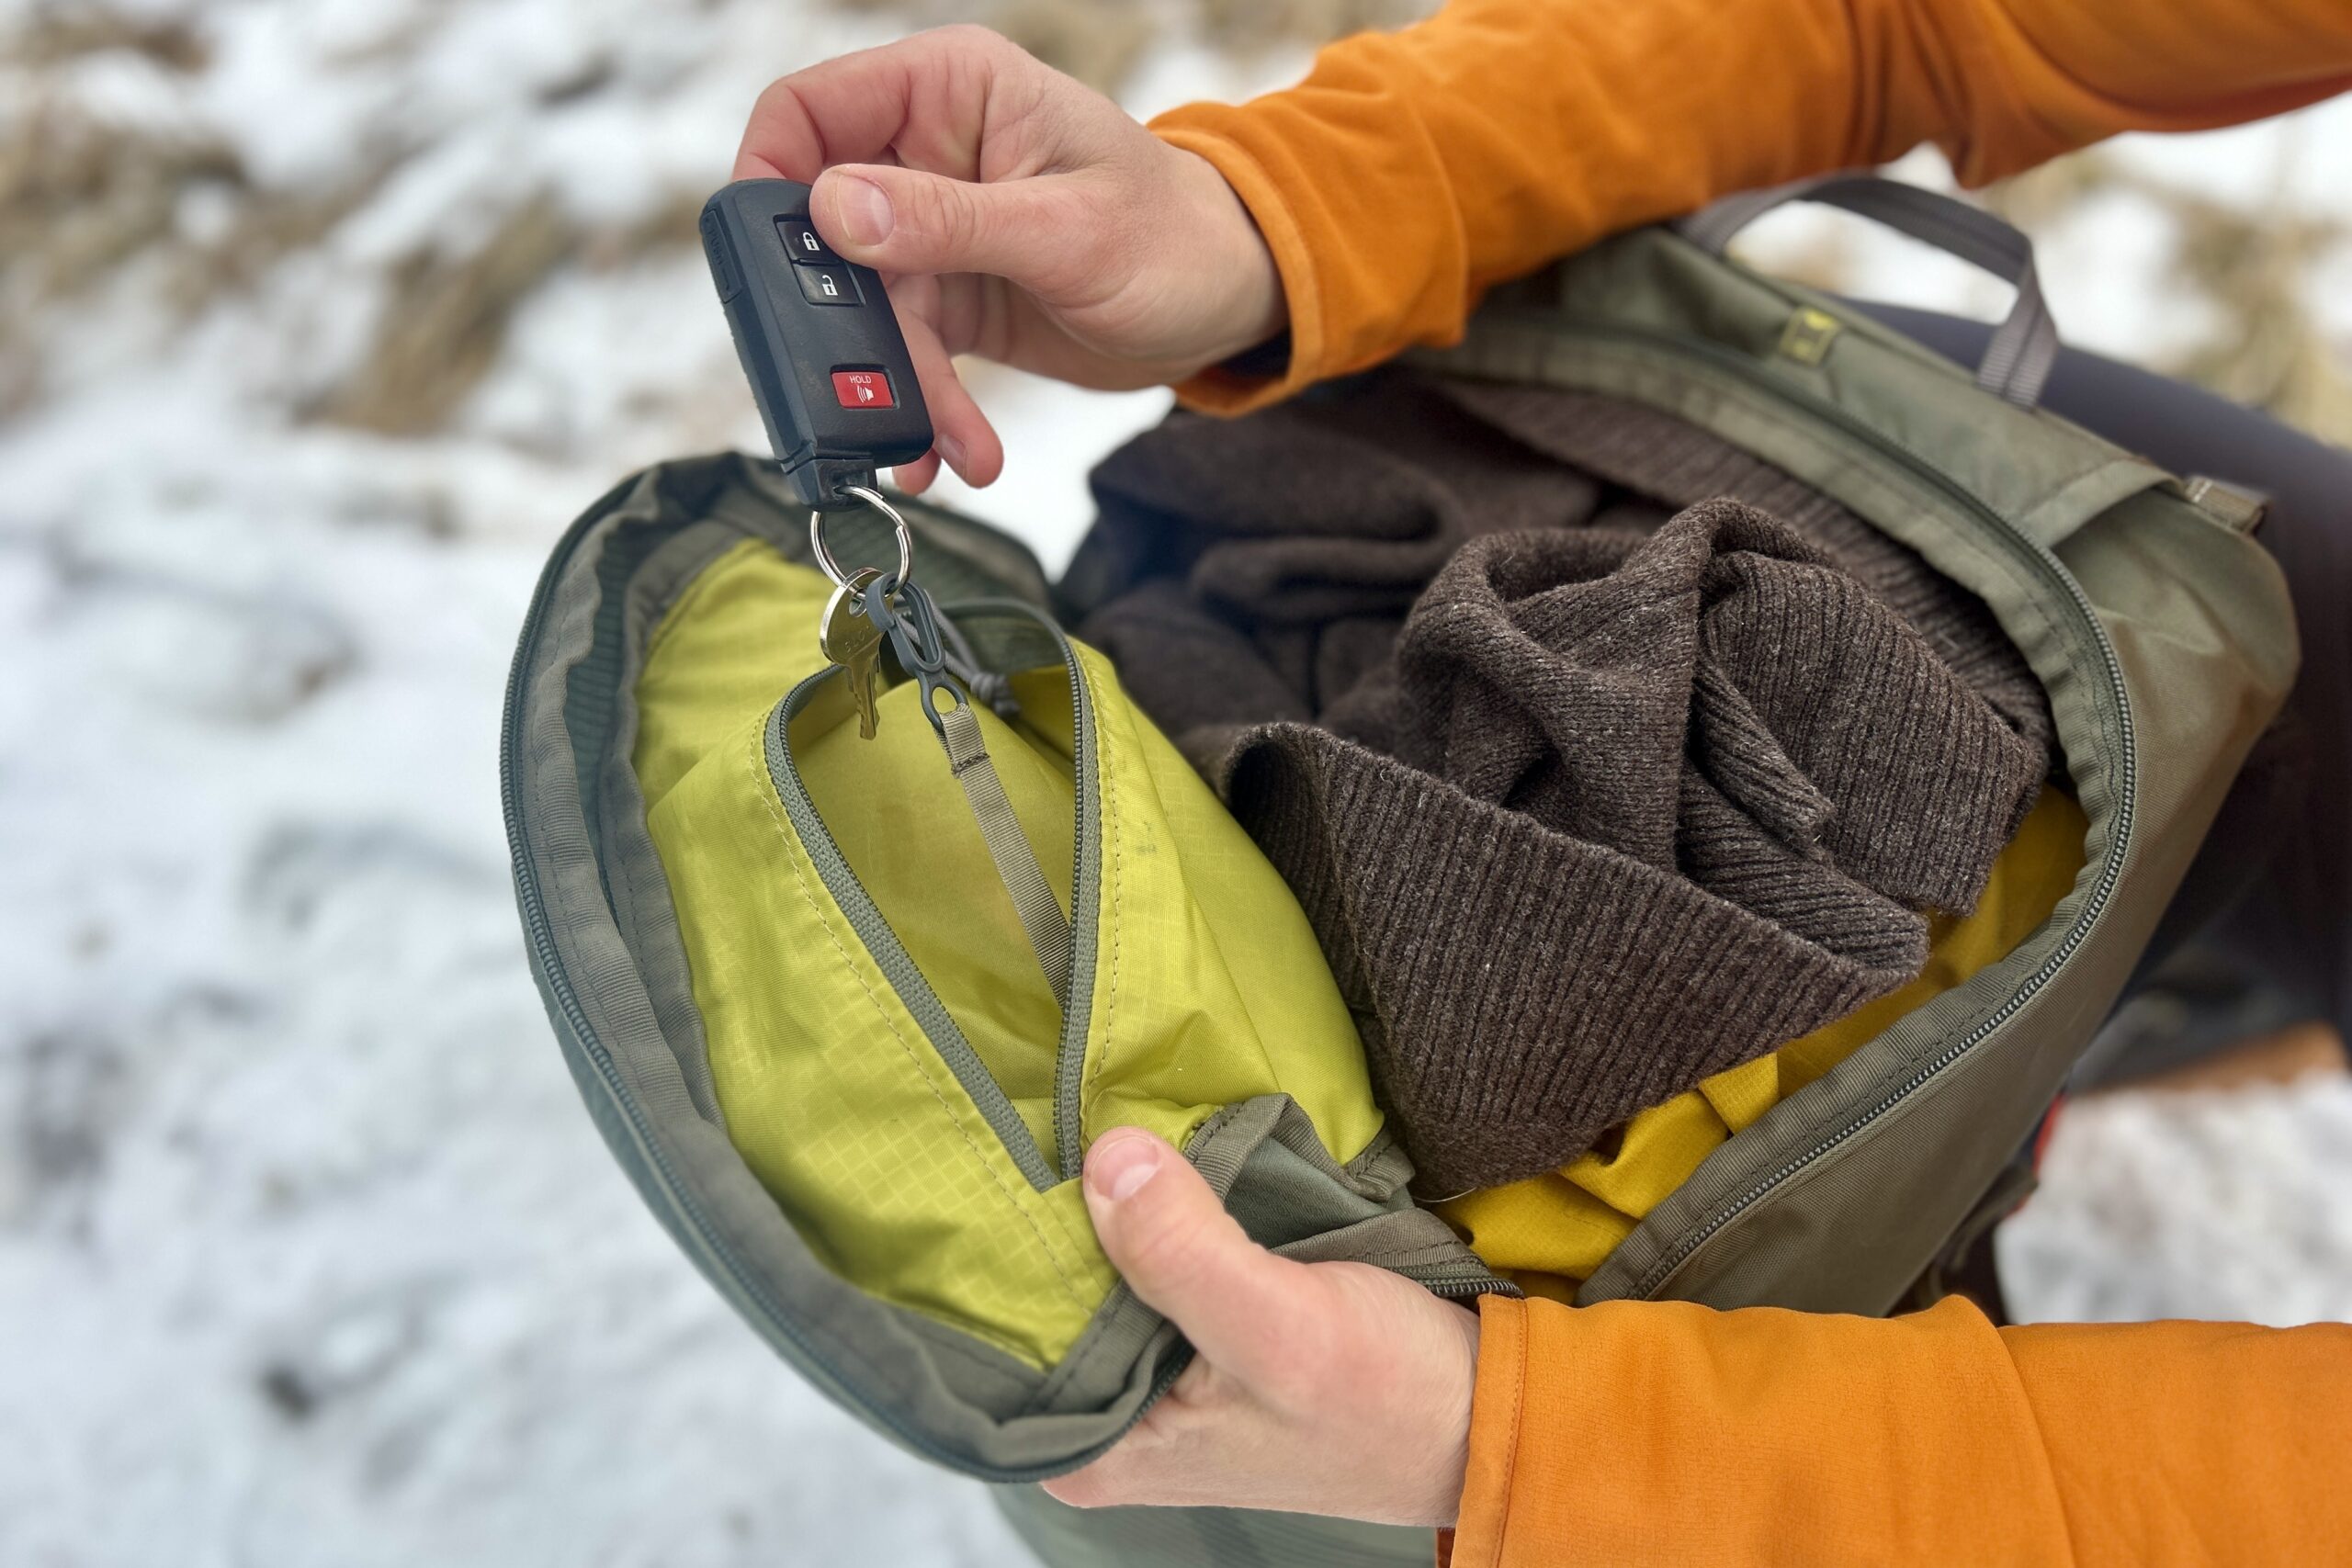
[502,174,2296,1535]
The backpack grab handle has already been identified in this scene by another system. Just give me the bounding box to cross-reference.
[1676,174,2059,410]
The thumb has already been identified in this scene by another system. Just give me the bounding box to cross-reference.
[810,163,1089,294]
[1082,1126,1312,1382]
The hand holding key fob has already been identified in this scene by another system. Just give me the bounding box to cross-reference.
[700,179,933,509]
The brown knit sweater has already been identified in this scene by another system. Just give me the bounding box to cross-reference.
[1068,375,2051,1194]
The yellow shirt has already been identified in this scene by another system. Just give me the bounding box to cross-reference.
[1434,786,2087,1296]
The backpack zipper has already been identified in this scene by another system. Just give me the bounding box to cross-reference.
[759,602,1095,1193]
[1491,314,2140,1303]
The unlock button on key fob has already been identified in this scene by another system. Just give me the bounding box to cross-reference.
[796,265,859,305]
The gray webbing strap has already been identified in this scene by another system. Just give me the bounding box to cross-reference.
[1677,173,2060,410]
[938,698,1074,1009]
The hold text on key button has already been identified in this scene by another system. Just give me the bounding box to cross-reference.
[831,370,895,409]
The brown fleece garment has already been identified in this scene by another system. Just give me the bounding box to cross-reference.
[1069,374,2051,1193]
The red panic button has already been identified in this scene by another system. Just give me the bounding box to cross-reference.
[831,369,895,409]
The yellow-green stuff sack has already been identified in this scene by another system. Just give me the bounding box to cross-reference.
[502,464,1497,1481]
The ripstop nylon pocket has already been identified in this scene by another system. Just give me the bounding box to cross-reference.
[635,538,1388,1367]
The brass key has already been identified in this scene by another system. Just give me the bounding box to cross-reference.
[820,567,887,739]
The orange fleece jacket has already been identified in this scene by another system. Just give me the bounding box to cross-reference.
[1146,0,2352,1560]
[1151,0,2352,413]
[1450,1295,2351,1566]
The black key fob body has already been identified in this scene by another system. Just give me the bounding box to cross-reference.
[700,179,933,509]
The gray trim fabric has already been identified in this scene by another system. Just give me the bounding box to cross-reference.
[1679,174,2060,408]
[603,519,752,1124]
[941,698,1076,1006]
[1202,1098,1506,1284]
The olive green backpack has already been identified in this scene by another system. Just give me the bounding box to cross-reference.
[502,175,2296,1539]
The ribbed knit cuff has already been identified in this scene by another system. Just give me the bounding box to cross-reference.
[1227,725,1923,1194]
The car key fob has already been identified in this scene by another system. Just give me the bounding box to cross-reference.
[700,179,933,510]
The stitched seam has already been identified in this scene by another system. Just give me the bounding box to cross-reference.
[1486,1307,1528,1566]
[747,723,1091,1314]
[1985,1317,2086,1568]
[883,1303,1046,1369]
[643,536,754,665]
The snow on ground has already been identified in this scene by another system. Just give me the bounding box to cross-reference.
[2004,1077,2352,1328]
[0,4,2344,1564]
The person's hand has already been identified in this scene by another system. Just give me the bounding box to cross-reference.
[1042,1126,1480,1526]
[734,27,1286,495]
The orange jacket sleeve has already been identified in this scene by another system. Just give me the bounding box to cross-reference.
[1446,1293,2352,1567]
[1149,0,2352,412]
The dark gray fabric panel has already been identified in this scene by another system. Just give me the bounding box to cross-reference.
[1863,301,2350,1038]
[599,519,746,1123]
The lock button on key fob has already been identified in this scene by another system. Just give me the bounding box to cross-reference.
[701,179,932,509]
[777,217,841,265]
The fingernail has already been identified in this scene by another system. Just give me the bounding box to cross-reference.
[1087,1133,1160,1203]
[934,434,967,476]
[836,175,893,248]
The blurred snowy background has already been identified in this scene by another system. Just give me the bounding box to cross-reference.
[0,2,2346,1563]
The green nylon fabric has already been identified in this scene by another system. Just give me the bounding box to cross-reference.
[940,696,1076,1005]
[1428,229,2298,1314]
[634,538,1385,1370]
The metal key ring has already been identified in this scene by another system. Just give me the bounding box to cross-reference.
[809,484,913,592]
